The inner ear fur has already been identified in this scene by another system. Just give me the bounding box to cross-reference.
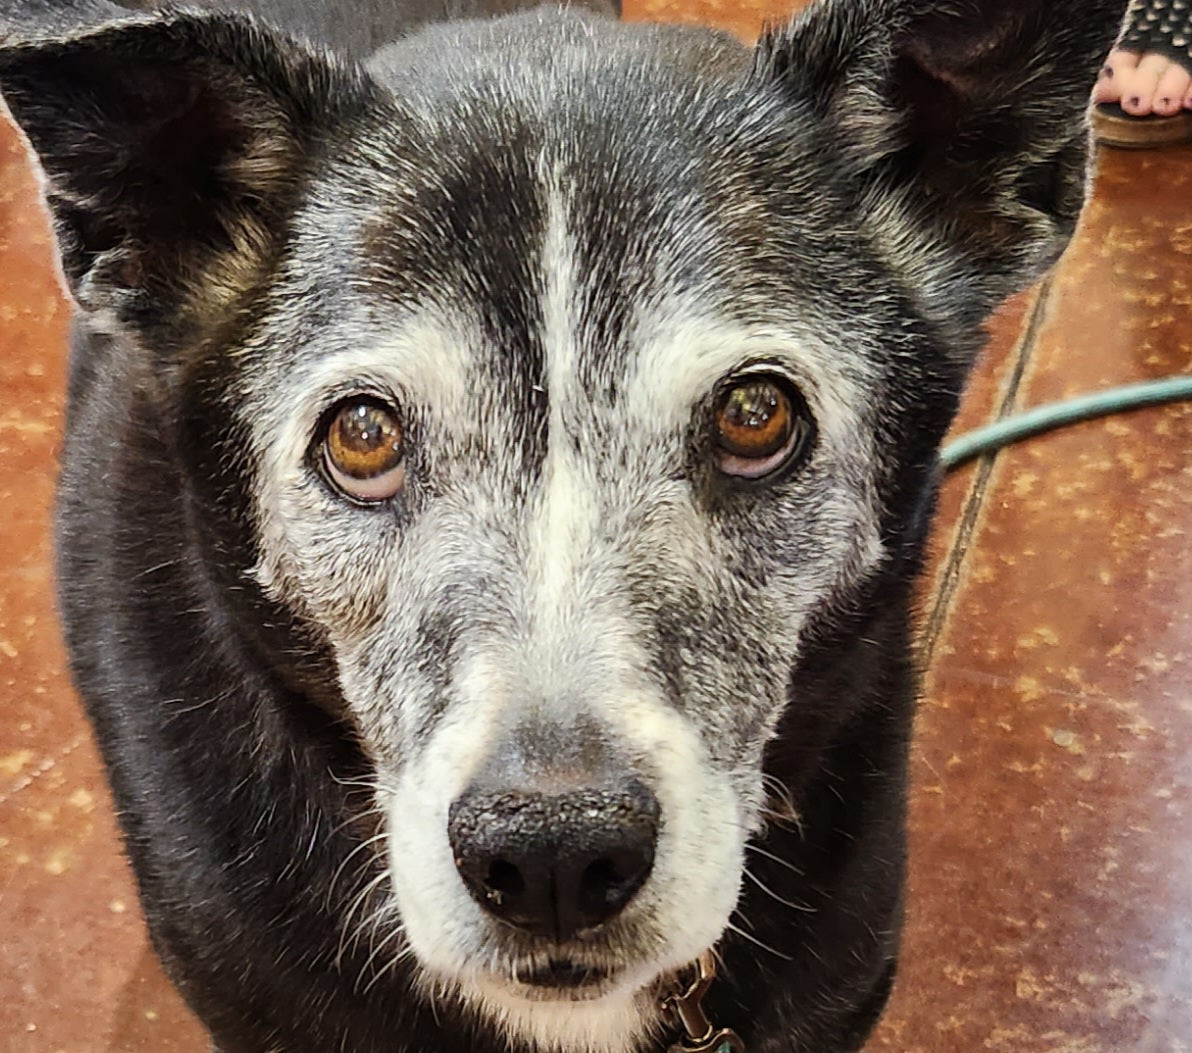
[754,0,1127,334]
[0,10,377,333]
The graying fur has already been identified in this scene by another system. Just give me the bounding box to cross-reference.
[0,1,1125,1050]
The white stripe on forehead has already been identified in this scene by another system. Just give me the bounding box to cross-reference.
[523,176,600,669]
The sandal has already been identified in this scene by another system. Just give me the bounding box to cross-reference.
[1093,0,1192,148]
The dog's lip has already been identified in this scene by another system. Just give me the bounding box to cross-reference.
[513,959,611,991]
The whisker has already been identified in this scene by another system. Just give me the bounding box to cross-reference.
[745,842,806,878]
[742,866,817,914]
[361,940,416,997]
[760,774,804,834]
[327,831,390,905]
[329,771,385,792]
[337,870,393,966]
[357,922,410,995]
[427,976,446,1028]
[725,918,793,962]
[325,803,384,842]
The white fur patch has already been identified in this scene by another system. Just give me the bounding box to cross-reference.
[525,177,599,659]
[378,180,749,1053]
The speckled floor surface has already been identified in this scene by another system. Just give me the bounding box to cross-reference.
[1,2,1190,1051]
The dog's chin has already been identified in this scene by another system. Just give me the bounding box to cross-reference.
[461,960,667,1053]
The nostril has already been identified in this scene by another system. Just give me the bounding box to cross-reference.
[574,844,653,925]
[579,851,649,913]
[581,857,620,911]
[485,859,525,901]
[583,856,621,891]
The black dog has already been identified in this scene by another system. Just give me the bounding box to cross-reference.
[0,0,1123,1050]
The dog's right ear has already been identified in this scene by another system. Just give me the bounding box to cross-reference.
[0,10,377,335]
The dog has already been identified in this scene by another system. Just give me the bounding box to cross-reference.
[0,0,1124,1050]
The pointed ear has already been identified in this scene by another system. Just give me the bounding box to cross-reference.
[754,0,1125,337]
[0,11,376,335]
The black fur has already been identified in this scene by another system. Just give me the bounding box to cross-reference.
[0,1,1124,1051]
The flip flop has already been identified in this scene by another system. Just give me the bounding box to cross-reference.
[1094,103,1192,148]
[1093,0,1192,148]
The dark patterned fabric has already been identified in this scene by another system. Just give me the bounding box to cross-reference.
[1119,0,1192,70]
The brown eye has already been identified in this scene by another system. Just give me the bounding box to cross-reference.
[713,375,812,479]
[322,398,406,502]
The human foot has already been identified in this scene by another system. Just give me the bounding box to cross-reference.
[1094,48,1192,117]
[1092,0,1192,146]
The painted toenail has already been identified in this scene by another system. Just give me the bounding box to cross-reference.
[1103,65,1114,77]
[1129,95,1142,106]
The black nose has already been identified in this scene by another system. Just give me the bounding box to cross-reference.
[448,782,660,942]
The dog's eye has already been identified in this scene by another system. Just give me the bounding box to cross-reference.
[713,375,812,479]
[322,398,406,502]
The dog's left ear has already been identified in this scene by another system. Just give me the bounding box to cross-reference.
[755,0,1124,344]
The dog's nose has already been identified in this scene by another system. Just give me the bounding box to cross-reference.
[448,782,659,942]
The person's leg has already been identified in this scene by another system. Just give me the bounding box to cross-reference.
[129,0,618,56]
[3,0,619,58]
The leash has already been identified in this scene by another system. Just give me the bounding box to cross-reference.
[660,951,745,1053]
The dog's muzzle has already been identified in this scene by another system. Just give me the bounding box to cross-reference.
[438,719,748,1049]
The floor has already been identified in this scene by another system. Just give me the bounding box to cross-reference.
[1,2,1190,1051]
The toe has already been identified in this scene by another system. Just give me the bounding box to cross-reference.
[1093,70,1118,104]
[1152,63,1191,116]
[1172,62,1192,107]
[1107,49,1142,76]
[1094,49,1141,104]
[1119,53,1173,116]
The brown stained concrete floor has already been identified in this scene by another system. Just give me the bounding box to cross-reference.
[1,2,1191,1051]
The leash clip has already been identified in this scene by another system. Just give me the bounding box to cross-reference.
[660,951,746,1053]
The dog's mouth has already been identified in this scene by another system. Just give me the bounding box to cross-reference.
[508,958,614,1000]
[519,958,608,988]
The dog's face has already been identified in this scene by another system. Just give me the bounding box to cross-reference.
[241,43,914,1040]
[0,2,1121,1050]
[245,86,901,1049]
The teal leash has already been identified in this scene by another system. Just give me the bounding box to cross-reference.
[940,376,1192,471]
